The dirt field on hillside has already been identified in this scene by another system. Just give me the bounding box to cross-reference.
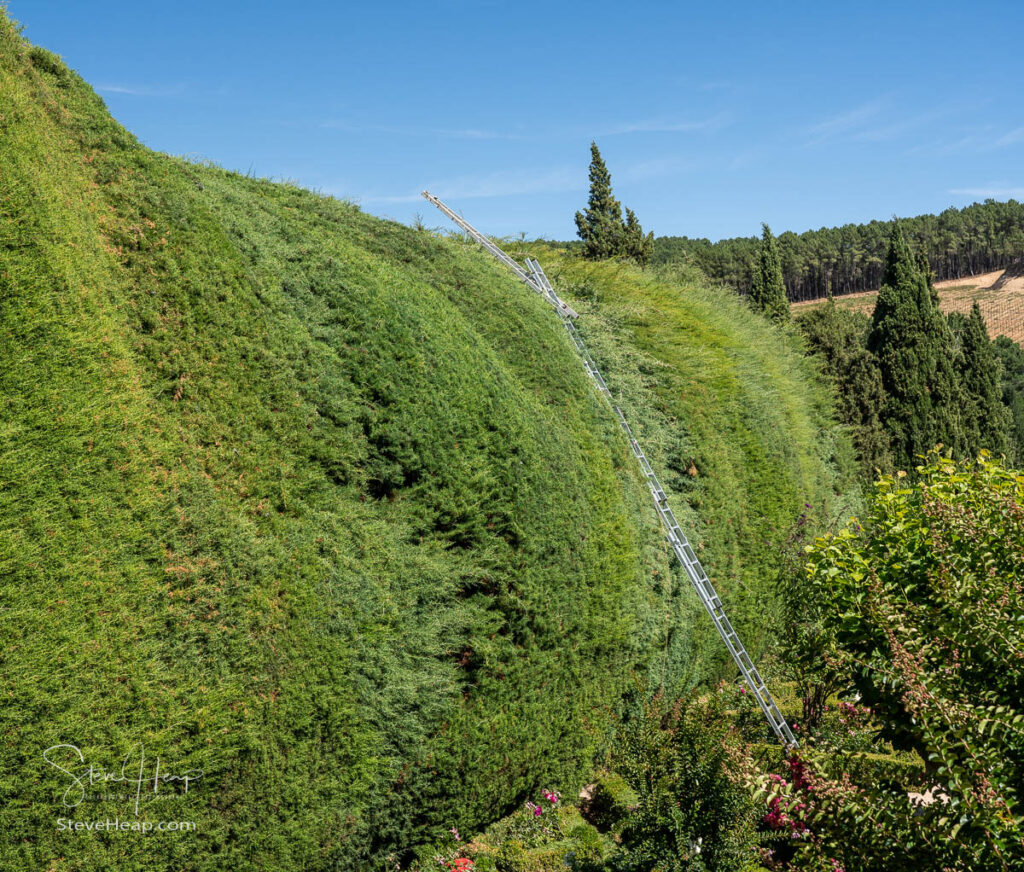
[792,269,1023,343]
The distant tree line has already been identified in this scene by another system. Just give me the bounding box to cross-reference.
[654,200,1024,301]
[796,221,1019,476]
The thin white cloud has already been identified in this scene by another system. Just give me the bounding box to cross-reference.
[322,114,728,141]
[906,132,987,156]
[670,75,736,93]
[96,83,184,97]
[993,127,1024,148]
[621,156,696,181]
[321,120,524,140]
[949,186,1024,200]
[599,114,729,136]
[806,99,887,144]
[697,80,734,92]
[806,99,963,146]
[357,167,583,204]
[909,124,1024,155]
[851,110,946,142]
[358,155,695,208]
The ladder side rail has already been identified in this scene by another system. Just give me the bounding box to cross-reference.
[526,259,566,311]
[665,529,795,742]
[527,259,580,318]
[422,191,542,290]
[608,391,795,743]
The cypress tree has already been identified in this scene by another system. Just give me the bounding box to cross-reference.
[868,221,962,469]
[993,336,1024,466]
[574,143,653,266]
[575,142,624,260]
[797,302,891,476]
[955,303,1010,455]
[749,223,790,322]
[622,207,654,267]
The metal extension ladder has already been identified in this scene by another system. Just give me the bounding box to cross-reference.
[421,191,796,748]
[422,191,579,319]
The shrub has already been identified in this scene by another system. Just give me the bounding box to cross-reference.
[581,773,638,834]
[787,450,1024,869]
[609,691,761,871]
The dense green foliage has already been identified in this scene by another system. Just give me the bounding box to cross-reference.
[867,223,964,469]
[622,207,654,269]
[0,22,674,869]
[414,685,768,872]
[513,248,857,683]
[0,17,855,871]
[749,224,790,323]
[794,303,890,477]
[795,452,1024,869]
[654,200,1024,301]
[609,692,760,872]
[995,336,1024,464]
[798,222,1014,476]
[575,143,625,260]
[952,303,1012,457]
[575,144,653,267]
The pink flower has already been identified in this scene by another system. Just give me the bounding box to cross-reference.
[534,805,543,817]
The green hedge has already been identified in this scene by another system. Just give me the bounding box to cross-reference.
[0,12,854,869]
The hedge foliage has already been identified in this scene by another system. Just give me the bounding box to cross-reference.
[0,12,853,869]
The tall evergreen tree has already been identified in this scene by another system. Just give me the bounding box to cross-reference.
[867,221,962,469]
[575,142,624,260]
[797,302,891,476]
[993,336,1024,465]
[955,303,1010,455]
[574,143,653,267]
[749,223,790,322]
[622,207,654,267]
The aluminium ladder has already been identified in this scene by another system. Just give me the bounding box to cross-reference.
[422,191,579,319]
[422,191,796,748]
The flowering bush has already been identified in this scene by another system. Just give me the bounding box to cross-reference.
[806,700,877,752]
[477,791,565,851]
[426,826,476,872]
[789,452,1024,869]
[609,690,760,871]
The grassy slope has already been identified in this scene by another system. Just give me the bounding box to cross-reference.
[514,246,858,684]
[0,15,852,870]
[0,23,671,870]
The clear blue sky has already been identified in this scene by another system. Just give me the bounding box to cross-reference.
[12,0,1024,241]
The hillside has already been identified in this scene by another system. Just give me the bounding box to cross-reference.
[792,269,1024,343]
[0,14,852,871]
[654,201,1024,302]
[496,245,858,680]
